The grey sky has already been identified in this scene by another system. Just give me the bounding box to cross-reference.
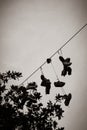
[0,0,87,130]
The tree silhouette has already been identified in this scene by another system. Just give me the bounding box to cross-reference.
[0,71,69,130]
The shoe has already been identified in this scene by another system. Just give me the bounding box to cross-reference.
[64,93,72,106]
[41,80,46,87]
[47,58,51,64]
[41,75,45,80]
[40,75,48,87]
[45,86,51,94]
[61,69,67,76]
[54,81,65,87]
[67,67,72,75]
[59,56,65,62]
[41,79,51,87]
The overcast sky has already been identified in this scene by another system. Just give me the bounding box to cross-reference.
[0,0,87,130]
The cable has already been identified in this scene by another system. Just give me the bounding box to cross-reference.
[19,24,87,86]
[50,24,87,58]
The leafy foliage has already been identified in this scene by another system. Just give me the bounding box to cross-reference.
[0,71,65,130]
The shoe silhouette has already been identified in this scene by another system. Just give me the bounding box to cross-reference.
[54,81,65,87]
[47,58,51,64]
[40,75,51,94]
[45,84,51,94]
[41,75,51,87]
[64,93,72,106]
[59,56,72,76]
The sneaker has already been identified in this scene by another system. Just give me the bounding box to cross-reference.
[41,75,45,80]
[61,69,67,76]
[41,80,46,87]
[54,81,65,87]
[47,58,51,64]
[45,85,51,94]
[59,56,64,62]
[64,93,72,106]
[67,67,72,75]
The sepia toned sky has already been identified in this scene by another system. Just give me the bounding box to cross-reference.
[0,0,87,130]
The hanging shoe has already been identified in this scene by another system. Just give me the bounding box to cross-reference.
[64,58,72,66]
[64,93,72,106]
[40,75,51,94]
[41,80,46,87]
[59,56,72,66]
[47,58,51,64]
[40,75,51,87]
[67,67,72,75]
[59,56,64,62]
[62,66,72,76]
[40,75,47,87]
[45,79,51,94]
[61,69,67,76]
[45,84,51,94]
[41,74,45,80]
[41,78,50,87]
[54,81,65,87]
[59,56,72,76]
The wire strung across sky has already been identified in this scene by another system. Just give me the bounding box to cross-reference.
[19,24,87,86]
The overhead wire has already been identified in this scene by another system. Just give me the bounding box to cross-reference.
[19,24,87,86]
[50,23,87,59]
